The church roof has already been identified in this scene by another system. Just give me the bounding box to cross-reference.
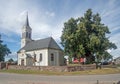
[18,37,62,53]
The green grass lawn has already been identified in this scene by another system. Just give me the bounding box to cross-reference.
[0,68,120,75]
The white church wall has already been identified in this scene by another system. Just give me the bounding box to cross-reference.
[18,49,64,66]
[34,49,48,66]
[25,49,48,66]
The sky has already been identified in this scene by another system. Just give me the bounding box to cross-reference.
[0,0,120,61]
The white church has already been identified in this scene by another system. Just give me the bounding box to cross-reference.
[17,14,64,66]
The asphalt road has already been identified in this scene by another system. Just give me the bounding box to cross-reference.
[0,72,120,84]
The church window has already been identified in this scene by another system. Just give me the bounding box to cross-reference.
[39,53,42,61]
[26,32,29,38]
[29,33,31,39]
[26,32,27,37]
[51,53,54,61]
[34,54,36,62]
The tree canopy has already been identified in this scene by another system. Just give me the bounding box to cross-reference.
[8,58,14,63]
[61,9,117,63]
[0,34,11,62]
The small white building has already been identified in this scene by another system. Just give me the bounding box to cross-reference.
[17,14,64,66]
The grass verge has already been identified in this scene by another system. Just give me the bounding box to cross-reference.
[0,68,120,75]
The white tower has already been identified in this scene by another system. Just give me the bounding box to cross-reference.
[21,13,32,48]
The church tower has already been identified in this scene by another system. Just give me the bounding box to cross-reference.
[21,13,32,48]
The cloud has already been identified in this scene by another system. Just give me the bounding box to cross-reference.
[109,33,120,58]
[17,10,28,24]
[0,0,60,43]
[109,25,120,32]
[107,49,112,53]
[2,36,18,43]
[110,33,120,43]
[45,11,55,17]
[0,1,24,35]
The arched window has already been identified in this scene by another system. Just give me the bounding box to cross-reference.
[26,32,28,38]
[51,53,54,61]
[34,54,36,62]
[39,53,42,62]
[29,33,31,39]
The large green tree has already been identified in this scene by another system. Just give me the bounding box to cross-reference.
[61,9,117,63]
[0,34,11,62]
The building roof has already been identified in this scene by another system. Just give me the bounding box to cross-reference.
[18,37,62,53]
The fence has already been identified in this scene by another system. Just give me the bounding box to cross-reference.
[7,65,97,72]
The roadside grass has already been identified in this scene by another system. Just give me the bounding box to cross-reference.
[116,64,120,67]
[0,68,120,75]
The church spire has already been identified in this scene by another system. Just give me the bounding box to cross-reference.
[21,12,32,48]
[25,12,29,26]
